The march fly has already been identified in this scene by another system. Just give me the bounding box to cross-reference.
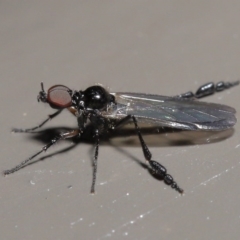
[4,80,239,194]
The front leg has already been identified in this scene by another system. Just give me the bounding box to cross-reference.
[4,129,80,175]
[12,109,63,133]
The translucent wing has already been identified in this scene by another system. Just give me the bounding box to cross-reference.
[105,92,237,131]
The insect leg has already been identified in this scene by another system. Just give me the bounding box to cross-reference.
[91,130,100,194]
[115,115,183,193]
[131,116,183,193]
[177,80,239,99]
[4,129,80,175]
[12,109,63,133]
[131,116,152,160]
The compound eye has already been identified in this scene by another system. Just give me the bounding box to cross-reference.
[47,85,72,109]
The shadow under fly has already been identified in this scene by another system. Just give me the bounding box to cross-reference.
[4,80,239,194]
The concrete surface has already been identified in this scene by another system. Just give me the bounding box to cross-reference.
[0,1,240,240]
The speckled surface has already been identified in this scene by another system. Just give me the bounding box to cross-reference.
[0,1,240,239]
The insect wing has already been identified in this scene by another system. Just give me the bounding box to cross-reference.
[107,92,237,131]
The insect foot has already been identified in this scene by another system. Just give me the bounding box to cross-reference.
[149,160,184,194]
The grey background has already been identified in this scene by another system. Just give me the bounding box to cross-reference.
[1,1,240,240]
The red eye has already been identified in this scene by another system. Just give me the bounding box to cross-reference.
[47,85,72,108]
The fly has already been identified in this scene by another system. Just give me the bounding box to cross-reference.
[4,80,239,194]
